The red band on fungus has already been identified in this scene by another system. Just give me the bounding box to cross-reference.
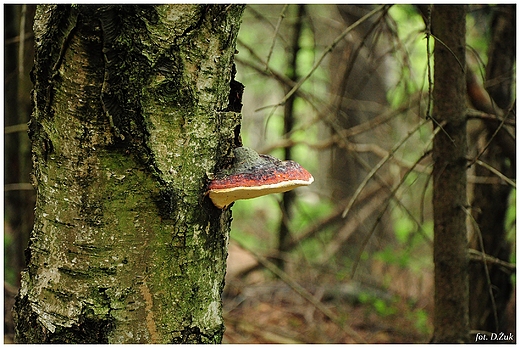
[208,157,312,190]
[207,147,314,209]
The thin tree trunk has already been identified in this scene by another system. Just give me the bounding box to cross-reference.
[14,4,244,343]
[431,5,469,343]
[277,4,305,271]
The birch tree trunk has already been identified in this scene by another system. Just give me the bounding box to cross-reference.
[431,5,469,343]
[14,4,244,343]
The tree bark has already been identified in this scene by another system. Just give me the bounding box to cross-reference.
[14,4,244,343]
[431,5,469,343]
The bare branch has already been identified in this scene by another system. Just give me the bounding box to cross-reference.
[265,4,289,71]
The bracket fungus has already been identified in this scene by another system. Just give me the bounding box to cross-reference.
[207,147,314,209]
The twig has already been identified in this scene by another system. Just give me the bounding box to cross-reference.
[466,109,515,126]
[474,159,516,188]
[235,42,319,115]
[424,5,433,121]
[4,32,34,45]
[430,33,465,73]
[260,135,432,176]
[265,4,288,71]
[468,249,516,274]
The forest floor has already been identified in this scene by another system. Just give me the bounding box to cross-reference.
[222,243,433,344]
[222,281,432,344]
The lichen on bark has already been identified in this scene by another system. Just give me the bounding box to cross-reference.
[14,4,245,343]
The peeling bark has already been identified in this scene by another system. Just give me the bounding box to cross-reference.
[14,4,245,343]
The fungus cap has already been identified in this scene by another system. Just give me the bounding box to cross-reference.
[207,147,314,209]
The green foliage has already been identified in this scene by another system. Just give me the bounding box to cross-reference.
[358,292,397,317]
[407,308,431,334]
[394,213,415,244]
[505,189,516,240]
[375,246,410,269]
[386,5,431,109]
[465,9,490,66]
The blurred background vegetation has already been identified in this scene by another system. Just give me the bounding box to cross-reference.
[4,4,516,343]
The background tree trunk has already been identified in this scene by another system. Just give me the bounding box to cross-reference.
[276,4,305,271]
[468,4,515,335]
[431,5,469,343]
[4,5,37,341]
[324,5,396,276]
[4,4,36,287]
[14,4,244,343]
